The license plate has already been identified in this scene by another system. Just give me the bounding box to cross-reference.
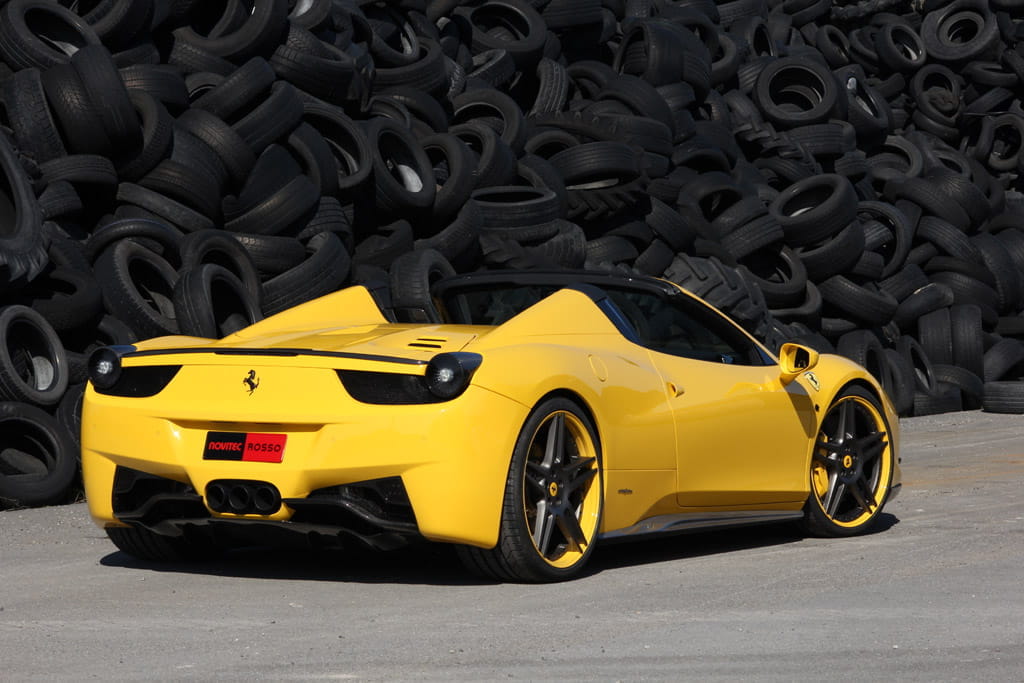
[203,431,287,463]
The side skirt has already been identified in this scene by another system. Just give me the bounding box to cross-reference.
[599,510,805,543]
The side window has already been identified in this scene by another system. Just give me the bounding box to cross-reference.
[606,289,765,366]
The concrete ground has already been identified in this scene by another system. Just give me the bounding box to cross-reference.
[1,410,1022,681]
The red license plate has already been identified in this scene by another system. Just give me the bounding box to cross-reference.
[203,432,287,463]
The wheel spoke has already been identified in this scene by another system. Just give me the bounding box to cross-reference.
[835,400,853,443]
[848,481,873,513]
[856,474,879,510]
[556,507,587,552]
[532,499,555,556]
[524,461,548,496]
[562,456,597,495]
[854,431,887,462]
[543,413,564,469]
[812,448,835,466]
[824,474,845,518]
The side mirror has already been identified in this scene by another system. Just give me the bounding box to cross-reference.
[778,343,819,384]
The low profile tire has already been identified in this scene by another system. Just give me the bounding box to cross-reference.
[459,397,603,582]
[106,525,216,562]
[804,386,895,537]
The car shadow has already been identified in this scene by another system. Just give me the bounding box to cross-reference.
[100,513,900,585]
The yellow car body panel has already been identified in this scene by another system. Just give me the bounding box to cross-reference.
[81,275,901,557]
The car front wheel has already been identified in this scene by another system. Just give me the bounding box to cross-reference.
[804,386,895,536]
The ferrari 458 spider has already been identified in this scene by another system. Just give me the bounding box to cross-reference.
[82,270,900,581]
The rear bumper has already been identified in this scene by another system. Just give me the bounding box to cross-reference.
[82,383,528,548]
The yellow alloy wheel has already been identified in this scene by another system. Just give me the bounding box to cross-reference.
[806,386,894,536]
[457,397,603,582]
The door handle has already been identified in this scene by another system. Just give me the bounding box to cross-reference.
[667,382,685,397]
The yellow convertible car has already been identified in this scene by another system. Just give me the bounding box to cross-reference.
[82,270,900,582]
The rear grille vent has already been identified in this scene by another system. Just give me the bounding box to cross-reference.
[407,337,446,349]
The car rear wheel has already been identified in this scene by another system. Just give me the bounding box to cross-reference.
[458,397,602,582]
[106,525,217,562]
[804,386,894,536]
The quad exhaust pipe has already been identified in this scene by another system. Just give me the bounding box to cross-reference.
[206,480,281,515]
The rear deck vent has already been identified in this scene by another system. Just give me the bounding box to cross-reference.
[407,337,446,349]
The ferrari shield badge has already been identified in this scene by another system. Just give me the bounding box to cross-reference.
[803,371,820,391]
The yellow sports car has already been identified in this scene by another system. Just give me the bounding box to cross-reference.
[82,270,900,582]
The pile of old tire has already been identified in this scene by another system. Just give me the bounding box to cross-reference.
[3,0,1024,507]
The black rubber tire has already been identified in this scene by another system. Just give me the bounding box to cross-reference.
[933,364,984,410]
[449,120,518,190]
[473,186,563,229]
[117,90,175,182]
[116,182,214,233]
[753,57,839,130]
[285,122,339,197]
[1,67,66,163]
[191,56,277,121]
[897,335,937,395]
[364,117,436,215]
[917,307,954,366]
[171,0,288,62]
[230,233,306,279]
[818,275,898,326]
[420,132,476,222]
[302,101,373,197]
[950,303,985,379]
[175,107,257,189]
[982,338,1024,382]
[0,0,101,69]
[0,305,70,407]
[388,248,456,324]
[93,239,180,339]
[261,231,350,316]
[794,220,866,282]
[0,130,48,285]
[0,401,78,508]
[892,283,955,330]
[982,381,1024,414]
[70,44,142,163]
[21,266,104,334]
[179,229,262,306]
[452,87,528,155]
[663,253,769,333]
[457,396,602,582]
[882,347,915,416]
[56,381,85,449]
[173,263,262,338]
[85,217,183,266]
[770,174,858,247]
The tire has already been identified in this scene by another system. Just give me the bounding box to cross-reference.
[364,117,436,215]
[1,67,66,163]
[261,231,350,316]
[0,305,70,407]
[173,264,262,338]
[388,248,456,324]
[0,0,101,70]
[0,402,78,508]
[752,57,839,130]
[457,397,602,582]
[0,130,48,285]
[93,239,179,339]
[803,386,895,537]
[982,381,1024,414]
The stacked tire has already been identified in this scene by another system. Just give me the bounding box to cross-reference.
[3,0,1024,508]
